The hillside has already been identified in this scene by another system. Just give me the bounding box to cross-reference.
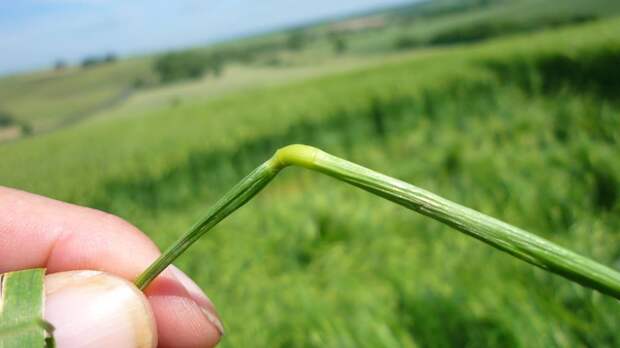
[1,0,620,141]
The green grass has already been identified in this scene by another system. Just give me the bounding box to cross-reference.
[1,15,620,348]
[0,58,153,133]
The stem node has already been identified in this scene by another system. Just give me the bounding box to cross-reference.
[273,144,321,170]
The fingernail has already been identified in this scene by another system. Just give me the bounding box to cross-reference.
[170,265,225,336]
[45,271,157,348]
[201,307,225,336]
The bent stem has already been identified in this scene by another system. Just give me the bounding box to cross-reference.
[135,145,620,299]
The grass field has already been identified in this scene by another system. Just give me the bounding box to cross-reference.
[1,4,620,348]
[0,58,153,133]
[3,0,620,139]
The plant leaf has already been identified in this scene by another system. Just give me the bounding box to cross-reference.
[0,269,53,348]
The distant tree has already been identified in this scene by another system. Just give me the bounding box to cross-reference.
[334,37,347,53]
[394,36,423,50]
[0,110,15,127]
[286,30,308,51]
[81,56,100,68]
[80,53,117,68]
[208,54,224,77]
[54,59,67,71]
[154,51,207,83]
[133,77,146,89]
[328,33,348,54]
[153,50,229,83]
[20,123,33,136]
[104,52,117,63]
[211,61,223,77]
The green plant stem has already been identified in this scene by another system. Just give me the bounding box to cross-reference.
[135,145,620,299]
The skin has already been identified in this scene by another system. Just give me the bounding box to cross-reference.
[0,186,222,348]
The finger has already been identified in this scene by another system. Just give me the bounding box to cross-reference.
[147,266,224,347]
[0,186,222,347]
[0,186,158,277]
[45,271,157,348]
[170,265,224,335]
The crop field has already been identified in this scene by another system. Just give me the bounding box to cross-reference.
[1,4,620,348]
[0,58,153,133]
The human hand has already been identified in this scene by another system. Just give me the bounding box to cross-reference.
[0,186,223,348]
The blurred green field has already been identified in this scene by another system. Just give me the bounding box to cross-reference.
[3,0,620,139]
[1,8,620,348]
[0,58,153,133]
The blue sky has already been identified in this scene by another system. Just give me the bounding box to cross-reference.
[0,0,414,74]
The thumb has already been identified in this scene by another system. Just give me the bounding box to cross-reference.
[44,271,157,348]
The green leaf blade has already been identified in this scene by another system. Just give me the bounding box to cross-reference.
[0,269,51,348]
